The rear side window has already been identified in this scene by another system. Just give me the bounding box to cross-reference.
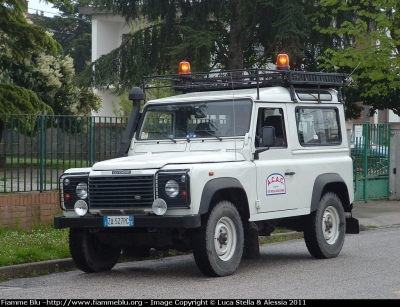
[296,107,341,146]
[296,89,332,101]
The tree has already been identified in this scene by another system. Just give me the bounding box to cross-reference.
[313,0,400,119]
[78,0,315,96]
[0,0,62,60]
[2,51,100,115]
[79,0,400,121]
[0,0,99,118]
[0,0,60,149]
[30,0,92,74]
[0,0,100,161]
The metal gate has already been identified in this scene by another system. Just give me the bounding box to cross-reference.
[351,123,390,201]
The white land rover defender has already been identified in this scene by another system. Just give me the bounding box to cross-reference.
[54,54,359,277]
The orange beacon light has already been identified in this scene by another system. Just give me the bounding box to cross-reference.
[179,61,191,74]
[276,54,290,70]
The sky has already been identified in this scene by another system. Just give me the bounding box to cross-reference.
[27,0,61,17]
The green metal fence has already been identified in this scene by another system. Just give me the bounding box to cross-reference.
[351,123,390,201]
[0,114,128,193]
[1,114,392,199]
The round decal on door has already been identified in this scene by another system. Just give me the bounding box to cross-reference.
[266,173,286,195]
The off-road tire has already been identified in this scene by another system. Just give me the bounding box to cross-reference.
[192,200,244,277]
[304,192,346,259]
[69,228,121,273]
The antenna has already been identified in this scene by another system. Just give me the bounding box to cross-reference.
[348,62,360,79]
[230,72,237,160]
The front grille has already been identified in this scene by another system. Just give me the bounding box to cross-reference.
[88,175,154,208]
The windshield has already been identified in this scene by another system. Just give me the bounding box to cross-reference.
[137,99,252,141]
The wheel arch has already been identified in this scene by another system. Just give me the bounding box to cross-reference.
[199,177,250,221]
[311,173,351,212]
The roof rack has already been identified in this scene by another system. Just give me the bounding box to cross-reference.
[142,68,347,102]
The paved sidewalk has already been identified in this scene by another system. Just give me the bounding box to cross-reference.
[1,199,399,280]
[353,199,400,229]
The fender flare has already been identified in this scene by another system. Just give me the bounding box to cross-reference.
[198,177,245,215]
[310,173,348,212]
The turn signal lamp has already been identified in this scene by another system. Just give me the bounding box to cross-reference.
[179,61,191,74]
[276,54,290,70]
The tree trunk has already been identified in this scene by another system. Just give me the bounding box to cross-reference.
[227,1,244,70]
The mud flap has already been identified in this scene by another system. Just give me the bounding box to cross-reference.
[243,221,260,259]
[346,217,360,234]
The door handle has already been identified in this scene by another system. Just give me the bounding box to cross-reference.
[285,172,295,175]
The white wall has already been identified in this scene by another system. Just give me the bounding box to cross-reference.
[81,8,131,117]
[389,110,400,123]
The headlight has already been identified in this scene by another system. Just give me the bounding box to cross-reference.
[156,169,190,208]
[165,180,179,197]
[76,182,88,199]
[60,173,89,211]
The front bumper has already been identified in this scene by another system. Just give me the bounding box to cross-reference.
[54,214,201,229]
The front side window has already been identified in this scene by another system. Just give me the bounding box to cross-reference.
[296,107,341,146]
[138,99,253,140]
[255,108,287,148]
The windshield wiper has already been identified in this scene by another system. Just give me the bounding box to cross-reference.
[193,130,222,141]
[147,131,176,143]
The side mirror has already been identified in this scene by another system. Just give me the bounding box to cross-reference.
[254,126,276,160]
[262,126,275,147]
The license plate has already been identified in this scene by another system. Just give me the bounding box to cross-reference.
[103,216,134,227]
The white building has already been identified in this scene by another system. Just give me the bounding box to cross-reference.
[79,7,131,117]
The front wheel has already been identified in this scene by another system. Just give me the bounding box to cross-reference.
[69,228,121,273]
[304,192,346,259]
[192,200,244,277]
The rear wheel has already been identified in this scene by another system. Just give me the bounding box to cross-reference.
[69,228,121,273]
[304,192,346,259]
[192,200,244,277]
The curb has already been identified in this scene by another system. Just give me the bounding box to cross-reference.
[0,258,76,280]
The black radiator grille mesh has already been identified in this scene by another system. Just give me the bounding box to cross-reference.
[88,175,154,208]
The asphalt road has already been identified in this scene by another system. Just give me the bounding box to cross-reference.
[1,226,400,299]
